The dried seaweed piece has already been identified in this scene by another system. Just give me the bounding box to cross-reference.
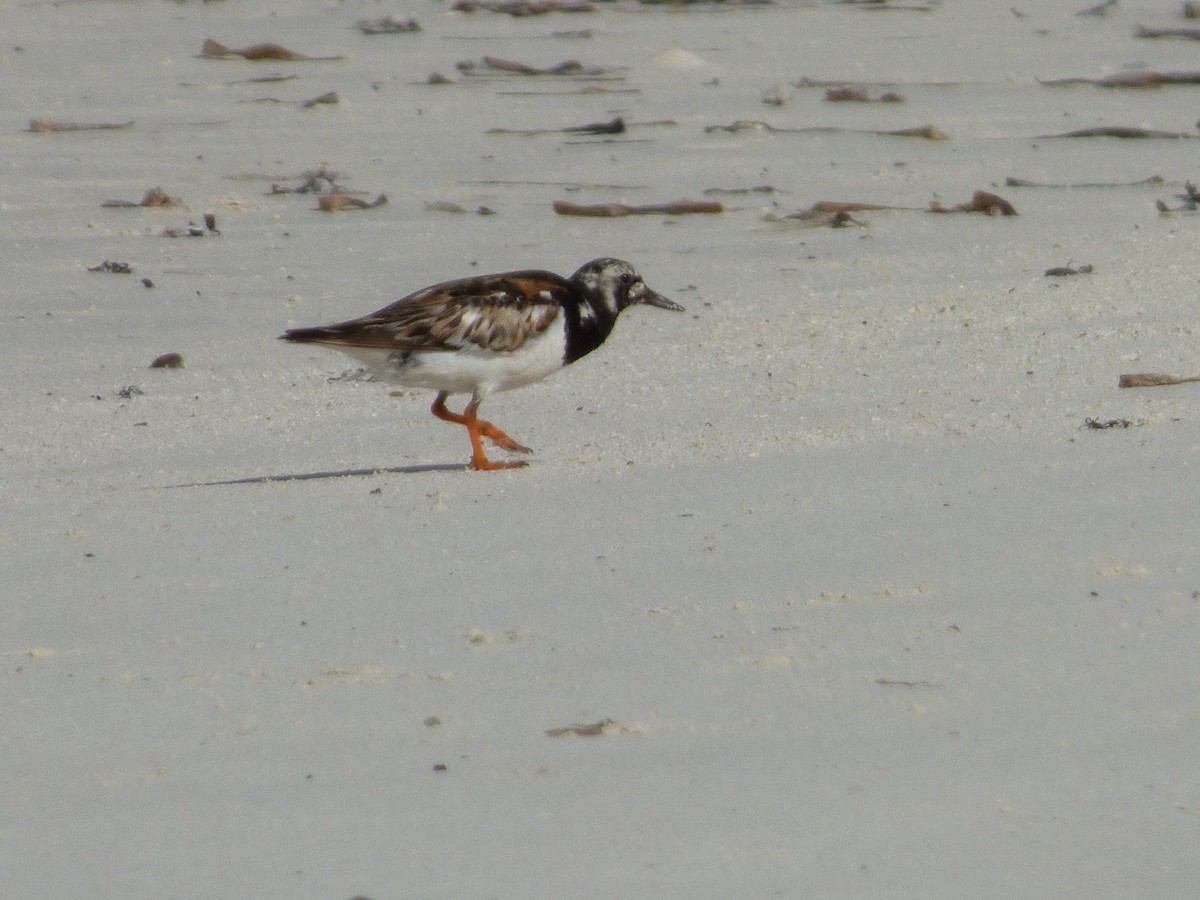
[201,38,344,61]
[88,260,133,274]
[356,16,421,34]
[552,199,722,216]
[1044,264,1094,276]
[824,86,905,102]
[318,193,388,211]
[928,190,1017,215]
[150,353,185,369]
[102,187,180,208]
[1118,372,1200,388]
[1083,417,1132,429]
[1037,125,1195,139]
[29,118,134,133]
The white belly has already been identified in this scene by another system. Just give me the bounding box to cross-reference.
[336,317,568,398]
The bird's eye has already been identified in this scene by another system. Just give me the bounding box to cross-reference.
[618,272,635,287]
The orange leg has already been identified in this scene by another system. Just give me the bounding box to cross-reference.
[430,392,531,470]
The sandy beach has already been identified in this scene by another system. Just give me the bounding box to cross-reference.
[4,1,1199,897]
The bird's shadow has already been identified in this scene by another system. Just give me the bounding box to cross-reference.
[165,462,468,488]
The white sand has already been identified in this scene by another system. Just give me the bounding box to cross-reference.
[4,0,1199,896]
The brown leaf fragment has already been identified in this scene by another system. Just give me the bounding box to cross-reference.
[318,193,388,212]
[102,187,180,208]
[1118,373,1200,388]
[201,38,344,61]
[552,199,723,216]
[928,190,1017,215]
[356,16,421,34]
[29,118,134,132]
[150,353,185,369]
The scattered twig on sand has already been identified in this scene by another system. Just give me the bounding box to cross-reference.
[1083,417,1133,429]
[1005,175,1163,188]
[452,0,594,13]
[704,119,947,139]
[29,118,134,133]
[488,116,625,136]
[1040,70,1200,88]
[794,76,960,88]
[456,56,621,77]
[553,199,722,216]
[355,16,421,34]
[1118,373,1200,388]
[545,719,639,737]
[762,200,916,228]
[201,38,344,61]
[102,187,181,208]
[1134,23,1200,39]
[928,190,1017,215]
[703,185,781,196]
[1076,0,1117,15]
[1036,125,1196,139]
[762,208,869,228]
[1044,263,1094,276]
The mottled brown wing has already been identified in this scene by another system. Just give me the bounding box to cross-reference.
[282,270,566,353]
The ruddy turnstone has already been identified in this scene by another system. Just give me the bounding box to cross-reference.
[280,257,683,470]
